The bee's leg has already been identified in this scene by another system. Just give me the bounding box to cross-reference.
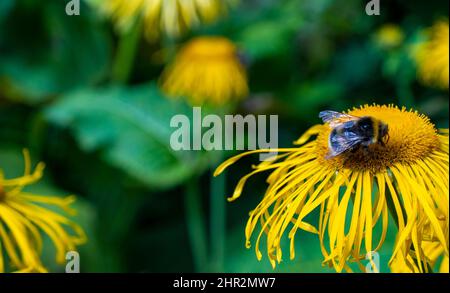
[378,135,389,146]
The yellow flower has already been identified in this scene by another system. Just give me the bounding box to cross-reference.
[0,150,86,273]
[214,105,449,272]
[160,36,249,105]
[89,0,232,40]
[374,24,404,49]
[413,20,449,89]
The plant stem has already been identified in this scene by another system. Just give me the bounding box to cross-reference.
[185,177,208,272]
[209,155,226,272]
[111,20,143,84]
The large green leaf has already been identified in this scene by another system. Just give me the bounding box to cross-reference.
[44,83,216,189]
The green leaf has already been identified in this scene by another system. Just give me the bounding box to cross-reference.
[45,83,215,189]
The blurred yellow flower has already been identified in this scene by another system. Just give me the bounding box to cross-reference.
[374,24,404,48]
[160,36,249,105]
[413,20,449,89]
[0,150,86,273]
[215,105,449,272]
[89,0,233,40]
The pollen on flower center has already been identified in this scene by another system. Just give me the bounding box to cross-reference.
[316,105,441,172]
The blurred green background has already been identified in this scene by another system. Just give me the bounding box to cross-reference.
[0,0,448,273]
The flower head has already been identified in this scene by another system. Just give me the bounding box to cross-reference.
[160,36,249,105]
[374,24,404,49]
[89,0,232,40]
[0,150,86,273]
[413,20,449,89]
[214,105,449,272]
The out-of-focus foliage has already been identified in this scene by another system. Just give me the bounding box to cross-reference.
[0,0,448,272]
[45,83,215,188]
[0,0,111,103]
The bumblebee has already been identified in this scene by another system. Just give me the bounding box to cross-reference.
[319,110,389,158]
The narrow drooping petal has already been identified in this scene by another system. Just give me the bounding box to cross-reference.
[0,150,86,272]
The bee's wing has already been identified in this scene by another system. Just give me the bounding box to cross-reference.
[319,111,360,128]
[328,132,364,158]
